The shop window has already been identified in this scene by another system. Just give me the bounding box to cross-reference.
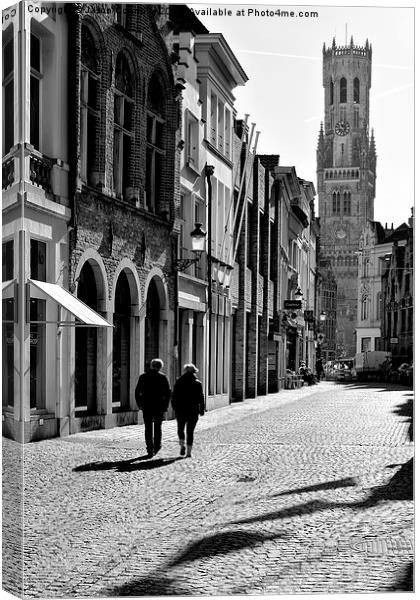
[113,53,134,200]
[30,239,47,282]
[80,26,100,184]
[2,33,14,155]
[146,72,166,213]
[29,298,46,410]
[2,240,14,280]
[2,298,15,407]
[30,33,41,150]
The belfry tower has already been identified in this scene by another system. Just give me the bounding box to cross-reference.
[317,37,377,358]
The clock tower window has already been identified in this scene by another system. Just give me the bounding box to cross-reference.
[329,78,334,105]
[340,77,347,103]
[353,107,359,128]
[332,191,341,215]
[343,192,351,214]
[353,77,360,103]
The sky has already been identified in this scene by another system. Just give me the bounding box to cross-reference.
[0,0,414,227]
[186,1,414,228]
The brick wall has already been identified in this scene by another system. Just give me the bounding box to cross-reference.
[67,4,180,377]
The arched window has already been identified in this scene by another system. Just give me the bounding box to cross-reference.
[353,106,359,128]
[2,31,14,155]
[343,192,351,215]
[332,191,341,215]
[361,297,368,320]
[146,72,166,213]
[340,77,347,103]
[80,26,100,184]
[353,77,360,103]
[329,78,334,105]
[114,53,134,200]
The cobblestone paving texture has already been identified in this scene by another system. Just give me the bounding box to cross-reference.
[2,381,414,597]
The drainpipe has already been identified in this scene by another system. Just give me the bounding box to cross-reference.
[205,164,215,408]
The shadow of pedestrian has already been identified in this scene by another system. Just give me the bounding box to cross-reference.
[268,476,357,498]
[106,573,190,596]
[167,529,287,568]
[73,456,181,473]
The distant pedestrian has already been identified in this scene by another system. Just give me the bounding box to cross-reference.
[299,361,317,386]
[135,358,171,458]
[172,364,205,458]
[315,358,324,380]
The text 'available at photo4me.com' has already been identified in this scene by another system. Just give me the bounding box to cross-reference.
[189,6,319,18]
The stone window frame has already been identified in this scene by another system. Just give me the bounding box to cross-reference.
[146,71,167,214]
[113,51,135,201]
[80,25,101,185]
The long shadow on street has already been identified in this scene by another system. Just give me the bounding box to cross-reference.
[73,456,181,472]
[96,384,414,595]
[106,530,287,596]
[226,457,413,528]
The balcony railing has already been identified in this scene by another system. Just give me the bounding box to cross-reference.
[2,156,14,190]
[30,151,52,193]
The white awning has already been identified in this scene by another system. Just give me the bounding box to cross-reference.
[2,279,15,292]
[30,279,112,327]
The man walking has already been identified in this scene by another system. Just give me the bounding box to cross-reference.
[135,359,171,458]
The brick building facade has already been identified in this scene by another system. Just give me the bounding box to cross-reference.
[66,4,180,434]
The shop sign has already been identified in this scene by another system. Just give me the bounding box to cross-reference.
[284,300,302,310]
[390,337,399,344]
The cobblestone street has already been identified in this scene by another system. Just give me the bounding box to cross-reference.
[2,381,414,597]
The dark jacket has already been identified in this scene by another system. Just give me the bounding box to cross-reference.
[171,373,205,417]
[135,370,171,414]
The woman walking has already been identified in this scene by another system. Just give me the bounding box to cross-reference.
[172,364,205,458]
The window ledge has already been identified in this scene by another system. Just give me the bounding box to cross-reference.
[185,160,201,176]
[203,140,233,168]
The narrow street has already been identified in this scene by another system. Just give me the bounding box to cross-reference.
[2,381,413,596]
